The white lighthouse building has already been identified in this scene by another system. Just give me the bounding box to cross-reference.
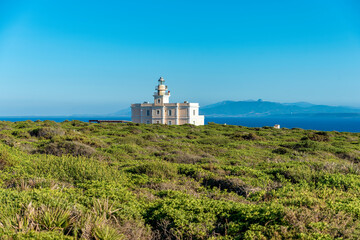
[131,77,205,125]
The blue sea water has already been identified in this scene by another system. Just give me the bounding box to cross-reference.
[206,117,360,133]
[1,116,360,133]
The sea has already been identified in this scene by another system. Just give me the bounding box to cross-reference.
[1,116,360,133]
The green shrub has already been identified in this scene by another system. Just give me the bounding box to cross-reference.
[29,127,65,139]
[12,130,31,139]
[0,148,12,170]
[128,161,178,180]
[43,141,96,157]
[197,137,230,145]
[202,176,260,197]
[163,151,206,164]
[272,147,291,155]
[241,133,263,141]
[284,140,332,152]
[303,131,331,142]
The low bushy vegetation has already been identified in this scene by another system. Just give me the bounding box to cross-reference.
[0,120,359,239]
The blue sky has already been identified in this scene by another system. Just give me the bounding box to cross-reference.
[0,0,359,115]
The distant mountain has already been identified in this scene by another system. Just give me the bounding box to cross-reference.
[200,100,360,117]
[110,100,360,118]
[110,108,131,116]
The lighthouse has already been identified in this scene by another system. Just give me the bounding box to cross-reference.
[154,77,170,105]
[131,77,205,125]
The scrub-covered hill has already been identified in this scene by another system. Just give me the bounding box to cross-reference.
[0,120,360,239]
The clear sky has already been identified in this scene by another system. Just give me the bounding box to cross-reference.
[0,0,359,115]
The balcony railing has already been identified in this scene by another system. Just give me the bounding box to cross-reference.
[154,91,170,95]
[155,85,168,90]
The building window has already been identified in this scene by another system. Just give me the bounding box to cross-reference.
[157,99,160,103]
[146,110,150,116]
[168,110,172,116]
[193,110,196,115]
[168,121,172,125]
[146,120,150,124]
[157,110,160,115]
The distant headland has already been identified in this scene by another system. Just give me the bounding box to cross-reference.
[110,99,360,118]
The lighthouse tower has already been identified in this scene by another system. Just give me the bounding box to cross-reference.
[153,77,170,105]
[131,76,204,125]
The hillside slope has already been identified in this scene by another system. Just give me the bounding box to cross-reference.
[0,120,360,239]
